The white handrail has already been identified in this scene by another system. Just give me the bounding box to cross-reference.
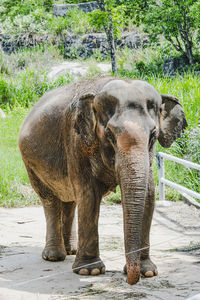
[158,152,200,171]
[156,152,200,205]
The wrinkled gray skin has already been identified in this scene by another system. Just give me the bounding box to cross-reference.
[19,77,187,285]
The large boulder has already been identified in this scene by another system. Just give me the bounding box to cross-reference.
[0,34,51,54]
[52,1,99,16]
[162,57,189,75]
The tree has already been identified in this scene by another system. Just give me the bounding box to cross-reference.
[89,1,125,75]
[97,0,118,75]
[143,0,199,65]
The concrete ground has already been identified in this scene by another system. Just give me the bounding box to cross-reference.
[0,201,200,300]
[47,61,111,80]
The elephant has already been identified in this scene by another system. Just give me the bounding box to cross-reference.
[18,76,187,285]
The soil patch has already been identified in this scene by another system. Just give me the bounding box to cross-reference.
[0,202,200,300]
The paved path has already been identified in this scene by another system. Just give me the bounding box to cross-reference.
[47,61,111,80]
[0,202,200,300]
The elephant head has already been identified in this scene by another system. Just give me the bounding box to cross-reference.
[74,79,187,284]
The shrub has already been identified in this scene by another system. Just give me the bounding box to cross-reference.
[0,76,15,106]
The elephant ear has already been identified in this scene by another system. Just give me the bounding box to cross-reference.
[158,94,188,148]
[74,93,96,147]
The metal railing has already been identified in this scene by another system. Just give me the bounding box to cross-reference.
[156,152,200,205]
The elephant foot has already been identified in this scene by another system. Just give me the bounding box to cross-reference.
[123,258,157,278]
[72,258,105,276]
[66,249,77,255]
[42,245,66,262]
[65,242,77,255]
[140,258,158,277]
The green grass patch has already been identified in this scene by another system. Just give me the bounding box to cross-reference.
[0,106,40,207]
[0,46,74,206]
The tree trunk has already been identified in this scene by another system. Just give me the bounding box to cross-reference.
[105,14,118,75]
[185,43,194,65]
[96,0,118,75]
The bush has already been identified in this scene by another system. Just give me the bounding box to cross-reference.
[1,2,95,37]
[0,77,15,106]
[0,45,73,108]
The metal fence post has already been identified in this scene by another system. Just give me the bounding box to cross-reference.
[159,156,165,201]
[156,153,165,202]
[156,152,200,207]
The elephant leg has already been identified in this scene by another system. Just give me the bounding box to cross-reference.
[62,201,77,255]
[140,167,158,277]
[72,186,105,276]
[26,167,66,261]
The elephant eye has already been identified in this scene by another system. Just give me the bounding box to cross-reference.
[128,102,143,114]
[147,101,158,113]
[107,107,115,118]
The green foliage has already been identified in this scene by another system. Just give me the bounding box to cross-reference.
[117,45,165,77]
[0,0,46,20]
[0,1,94,36]
[190,0,200,41]
[43,0,54,11]
[152,74,200,201]
[0,107,40,207]
[1,9,52,35]
[88,3,126,38]
[0,76,14,106]
[0,70,73,108]
[115,0,149,25]
[64,0,92,3]
[0,51,11,74]
[104,186,121,204]
[142,0,199,63]
[160,127,200,197]
[0,46,73,108]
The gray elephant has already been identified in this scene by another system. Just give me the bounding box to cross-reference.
[18,76,187,285]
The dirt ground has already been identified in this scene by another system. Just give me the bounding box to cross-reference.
[0,201,200,300]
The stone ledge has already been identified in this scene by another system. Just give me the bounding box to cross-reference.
[52,1,99,16]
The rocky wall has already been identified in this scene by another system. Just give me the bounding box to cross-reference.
[52,1,99,16]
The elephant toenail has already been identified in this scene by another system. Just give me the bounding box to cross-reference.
[79,268,89,275]
[145,271,154,277]
[91,268,100,275]
[154,270,158,276]
[101,267,106,274]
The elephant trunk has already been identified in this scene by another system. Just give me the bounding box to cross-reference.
[116,148,149,285]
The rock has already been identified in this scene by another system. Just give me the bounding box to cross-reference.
[52,1,99,17]
[0,34,53,54]
[124,33,141,49]
[0,108,6,119]
[63,32,148,59]
[0,31,148,57]
[162,57,189,75]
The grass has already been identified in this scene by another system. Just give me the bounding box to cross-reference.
[0,46,74,206]
[0,107,40,207]
[0,46,73,108]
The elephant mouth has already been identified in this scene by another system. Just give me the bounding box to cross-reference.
[149,129,157,150]
[105,127,116,147]
[100,129,116,170]
[101,143,115,170]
